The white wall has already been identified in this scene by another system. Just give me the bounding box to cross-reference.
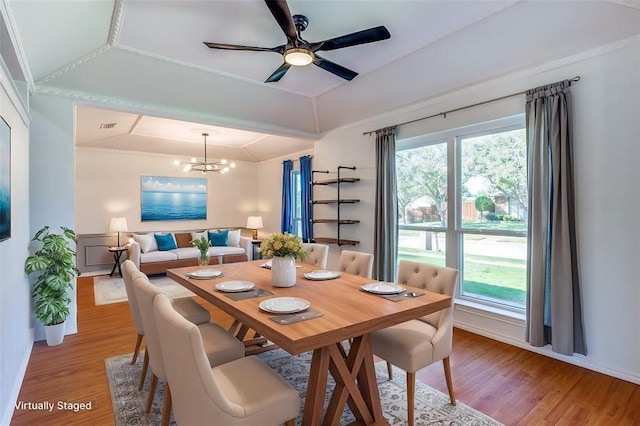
[313,43,640,383]
[0,58,33,424]
[29,94,77,341]
[75,149,259,234]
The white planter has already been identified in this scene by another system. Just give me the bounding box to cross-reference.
[271,256,297,287]
[44,321,66,346]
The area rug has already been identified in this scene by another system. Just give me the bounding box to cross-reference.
[105,348,501,425]
[93,275,195,306]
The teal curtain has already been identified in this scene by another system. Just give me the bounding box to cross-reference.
[300,155,313,242]
[374,126,398,282]
[281,160,294,234]
[526,80,586,356]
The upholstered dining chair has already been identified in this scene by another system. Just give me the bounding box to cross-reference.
[132,270,245,426]
[153,292,300,426]
[338,250,374,279]
[302,243,329,269]
[121,260,212,390]
[370,260,458,426]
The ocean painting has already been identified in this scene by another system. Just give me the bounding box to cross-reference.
[141,176,207,221]
[0,117,10,241]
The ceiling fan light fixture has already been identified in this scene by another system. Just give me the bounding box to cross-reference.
[284,48,314,66]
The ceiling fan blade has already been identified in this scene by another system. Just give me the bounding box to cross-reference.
[265,62,292,83]
[264,0,297,44]
[313,56,358,81]
[310,26,391,52]
[203,42,284,53]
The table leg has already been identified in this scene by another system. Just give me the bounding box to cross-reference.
[303,335,386,426]
[302,347,331,426]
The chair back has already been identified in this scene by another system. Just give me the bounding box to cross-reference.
[397,260,458,329]
[338,250,374,278]
[122,260,144,335]
[132,270,167,381]
[152,293,245,424]
[302,243,329,269]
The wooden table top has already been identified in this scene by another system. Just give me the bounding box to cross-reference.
[167,260,452,355]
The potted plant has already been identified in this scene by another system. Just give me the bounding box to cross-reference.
[24,226,79,346]
[259,233,307,287]
[192,235,211,266]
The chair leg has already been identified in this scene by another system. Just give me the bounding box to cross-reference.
[161,383,172,426]
[407,371,415,426]
[138,349,149,391]
[284,420,295,426]
[386,361,393,380]
[443,356,456,405]
[132,334,143,364]
[146,373,158,413]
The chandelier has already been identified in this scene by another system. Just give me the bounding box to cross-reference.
[174,132,236,174]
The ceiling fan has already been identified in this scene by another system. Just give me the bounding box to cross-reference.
[203,0,391,83]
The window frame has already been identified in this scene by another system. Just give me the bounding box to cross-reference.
[397,114,527,314]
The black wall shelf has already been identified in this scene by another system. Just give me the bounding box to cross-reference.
[311,166,360,246]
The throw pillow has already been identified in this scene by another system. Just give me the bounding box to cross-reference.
[155,233,177,251]
[132,232,158,253]
[227,229,241,247]
[190,231,207,243]
[208,229,229,247]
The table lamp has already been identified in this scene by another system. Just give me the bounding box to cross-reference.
[109,217,128,247]
[246,216,263,240]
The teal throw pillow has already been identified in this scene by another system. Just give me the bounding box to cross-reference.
[155,233,177,251]
[208,230,229,247]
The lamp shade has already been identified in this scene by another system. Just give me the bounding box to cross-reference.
[109,217,128,233]
[246,216,263,230]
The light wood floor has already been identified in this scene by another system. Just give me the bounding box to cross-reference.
[11,275,640,425]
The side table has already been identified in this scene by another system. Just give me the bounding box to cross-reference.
[108,246,127,277]
[251,240,263,260]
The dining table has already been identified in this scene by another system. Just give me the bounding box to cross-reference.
[167,260,452,426]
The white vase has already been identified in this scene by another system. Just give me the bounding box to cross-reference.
[271,256,297,287]
[44,321,66,346]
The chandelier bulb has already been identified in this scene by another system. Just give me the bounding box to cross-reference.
[173,159,180,166]
[190,157,197,163]
[230,162,236,168]
[221,159,227,165]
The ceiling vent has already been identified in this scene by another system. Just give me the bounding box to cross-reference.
[100,123,117,129]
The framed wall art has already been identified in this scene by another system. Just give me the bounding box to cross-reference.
[140,175,207,221]
[0,116,10,241]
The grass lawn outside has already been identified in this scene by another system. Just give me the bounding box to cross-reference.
[398,247,526,306]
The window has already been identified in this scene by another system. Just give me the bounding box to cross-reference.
[291,170,302,237]
[397,116,527,311]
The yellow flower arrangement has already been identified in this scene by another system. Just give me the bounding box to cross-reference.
[259,233,307,260]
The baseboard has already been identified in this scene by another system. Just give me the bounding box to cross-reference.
[0,335,34,425]
[454,322,640,385]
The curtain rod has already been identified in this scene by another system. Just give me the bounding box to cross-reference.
[282,154,313,164]
[363,76,581,136]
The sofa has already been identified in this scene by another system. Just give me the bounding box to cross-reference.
[127,229,252,275]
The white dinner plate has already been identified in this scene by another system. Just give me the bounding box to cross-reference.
[259,297,310,314]
[261,260,302,269]
[361,282,406,295]
[215,280,255,293]
[187,269,223,279]
[304,270,340,281]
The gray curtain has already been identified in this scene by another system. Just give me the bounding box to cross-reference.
[374,126,398,282]
[525,80,586,356]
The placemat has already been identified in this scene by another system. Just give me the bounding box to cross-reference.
[269,310,324,325]
[224,288,273,301]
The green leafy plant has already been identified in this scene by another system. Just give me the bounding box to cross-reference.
[259,233,307,260]
[192,236,211,256]
[24,226,79,326]
[474,195,495,220]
